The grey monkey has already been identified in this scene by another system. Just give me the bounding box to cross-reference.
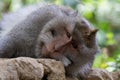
[0,4,99,79]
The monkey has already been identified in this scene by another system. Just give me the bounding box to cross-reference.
[0,4,99,79]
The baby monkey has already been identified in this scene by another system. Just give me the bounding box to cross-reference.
[0,4,99,80]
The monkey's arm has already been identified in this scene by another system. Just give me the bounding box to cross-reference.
[0,36,15,58]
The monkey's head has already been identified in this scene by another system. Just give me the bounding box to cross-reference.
[36,15,98,66]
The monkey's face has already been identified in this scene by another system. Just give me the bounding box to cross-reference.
[39,17,75,57]
[38,16,97,66]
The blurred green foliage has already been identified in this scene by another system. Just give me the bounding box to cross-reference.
[0,0,120,72]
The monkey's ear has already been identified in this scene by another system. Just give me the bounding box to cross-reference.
[62,9,78,17]
[65,11,78,17]
[69,10,78,17]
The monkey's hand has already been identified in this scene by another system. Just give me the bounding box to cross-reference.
[50,52,71,66]
[60,56,71,66]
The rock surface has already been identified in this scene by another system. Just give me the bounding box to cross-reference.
[87,69,120,80]
[0,57,66,80]
[0,57,119,80]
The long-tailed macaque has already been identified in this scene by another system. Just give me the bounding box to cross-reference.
[0,4,99,79]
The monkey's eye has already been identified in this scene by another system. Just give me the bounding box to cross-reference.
[50,29,56,37]
[71,40,78,49]
[66,31,71,38]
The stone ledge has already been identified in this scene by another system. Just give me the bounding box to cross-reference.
[0,57,119,80]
